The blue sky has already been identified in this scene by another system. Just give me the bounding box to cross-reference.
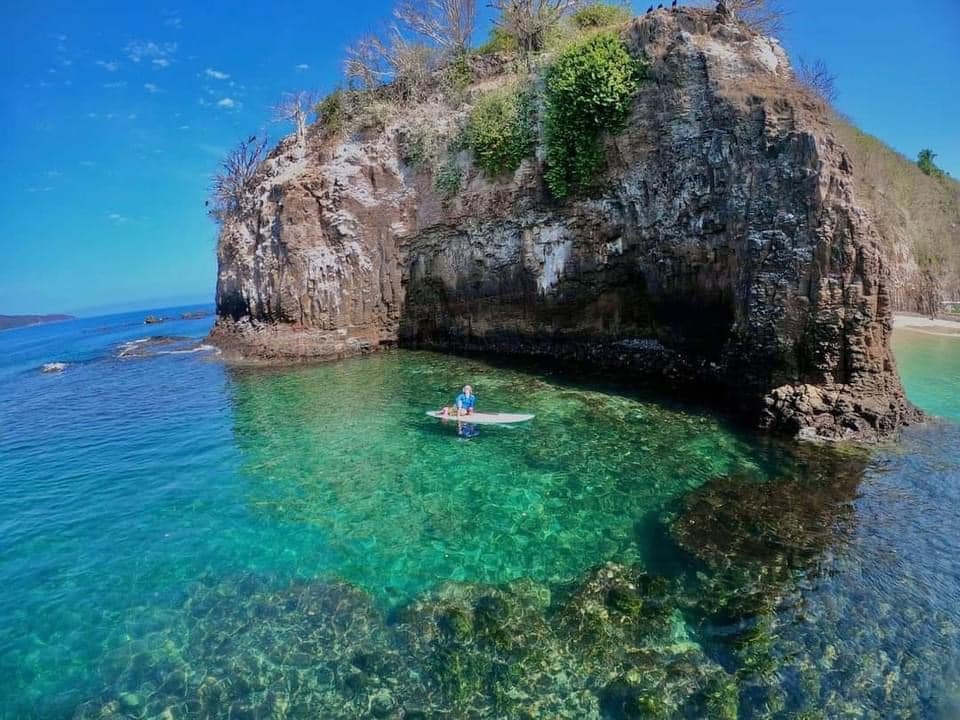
[2,0,957,316]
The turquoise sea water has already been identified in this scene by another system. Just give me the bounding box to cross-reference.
[1,311,959,718]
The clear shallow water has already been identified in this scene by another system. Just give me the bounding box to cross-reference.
[0,313,958,718]
[893,327,960,421]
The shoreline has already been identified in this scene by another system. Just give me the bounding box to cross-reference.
[893,313,960,337]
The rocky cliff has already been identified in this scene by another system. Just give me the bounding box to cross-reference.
[833,120,960,314]
[211,7,921,441]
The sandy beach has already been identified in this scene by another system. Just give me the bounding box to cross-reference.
[894,314,960,337]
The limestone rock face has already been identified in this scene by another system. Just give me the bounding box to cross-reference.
[211,8,920,441]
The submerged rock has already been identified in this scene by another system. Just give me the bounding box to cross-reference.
[669,445,867,573]
[72,548,954,719]
[40,362,68,373]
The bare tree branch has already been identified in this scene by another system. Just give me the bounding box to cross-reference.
[795,57,837,104]
[344,27,437,100]
[723,0,785,36]
[489,0,582,54]
[273,91,318,146]
[209,134,268,222]
[394,0,476,56]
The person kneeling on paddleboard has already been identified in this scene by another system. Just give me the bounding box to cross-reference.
[441,385,476,417]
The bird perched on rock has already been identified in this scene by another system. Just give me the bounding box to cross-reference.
[672,0,678,6]
[657,3,663,8]
[647,4,653,12]
[716,0,729,15]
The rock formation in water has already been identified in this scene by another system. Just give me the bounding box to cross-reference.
[210,7,921,441]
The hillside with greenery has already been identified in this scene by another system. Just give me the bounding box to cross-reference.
[834,119,960,311]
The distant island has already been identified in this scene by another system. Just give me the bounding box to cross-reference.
[0,314,75,331]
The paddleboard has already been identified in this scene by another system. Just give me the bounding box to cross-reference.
[426,411,534,425]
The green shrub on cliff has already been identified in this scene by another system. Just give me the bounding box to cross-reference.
[571,2,632,30]
[466,85,535,176]
[917,149,947,179]
[543,31,645,198]
[474,26,518,56]
[314,89,345,134]
[434,158,463,198]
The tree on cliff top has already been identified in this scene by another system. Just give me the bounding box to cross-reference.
[917,149,947,179]
[796,57,838,105]
[724,0,786,36]
[490,0,583,54]
[209,134,268,222]
[273,91,318,149]
[345,30,436,100]
[394,0,476,57]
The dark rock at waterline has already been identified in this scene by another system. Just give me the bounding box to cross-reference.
[181,311,210,320]
[40,362,68,373]
[143,315,166,325]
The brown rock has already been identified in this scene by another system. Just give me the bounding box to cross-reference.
[210,8,920,442]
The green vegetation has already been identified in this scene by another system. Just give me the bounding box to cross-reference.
[443,53,473,100]
[314,89,345,134]
[543,31,645,198]
[572,2,632,30]
[917,148,947,178]
[474,26,518,56]
[465,85,535,176]
[434,157,463,198]
[834,120,960,304]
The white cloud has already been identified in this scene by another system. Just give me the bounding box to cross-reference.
[205,68,229,80]
[96,60,120,72]
[27,186,54,193]
[295,63,310,71]
[103,81,127,89]
[152,58,171,68]
[86,112,98,119]
[144,83,160,93]
[79,160,96,167]
[46,170,63,178]
[178,125,190,130]
[163,16,183,29]
[107,212,127,224]
[125,40,177,63]
[216,97,236,108]
[127,113,138,120]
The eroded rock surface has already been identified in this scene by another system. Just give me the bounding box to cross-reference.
[211,8,919,440]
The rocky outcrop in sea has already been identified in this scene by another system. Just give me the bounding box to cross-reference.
[209,8,920,441]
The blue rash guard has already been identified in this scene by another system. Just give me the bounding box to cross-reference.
[455,393,476,411]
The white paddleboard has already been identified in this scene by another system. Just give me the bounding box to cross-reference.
[426,411,534,425]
